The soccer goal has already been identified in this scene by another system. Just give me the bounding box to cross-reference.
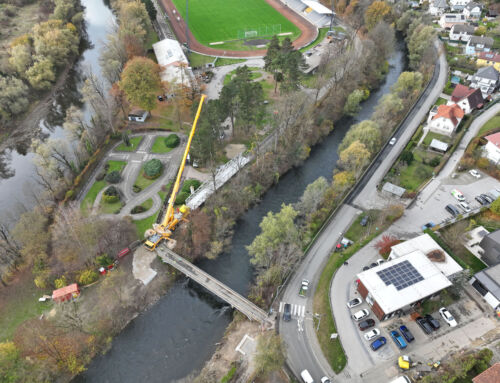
[245,30,258,38]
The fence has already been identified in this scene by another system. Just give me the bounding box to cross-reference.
[237,24,281,39]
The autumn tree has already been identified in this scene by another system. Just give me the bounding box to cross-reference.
[490,197,500,216]
[364,1,392,30]
[339,140,371,173]
[25,56,56,90]
[344,89,369,116]
[254,333,286,377]
[407,24,436,70]
[82,71,118,133]
[332,170,356,193]
[374,234,400,256]
[0,75,30,120]
[297,176,329,217]
[99,26,128,84]
[339,120,382,154]
[119,56,161,111]
[8,42,32,76]
[32,20,79,67]
[372,93,404,134]
[392,71,423,101]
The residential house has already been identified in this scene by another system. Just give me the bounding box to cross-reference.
[463,2,483,19]
[449,0,472,11]
[470,265,500,312]
[427,103,465,136]
[470,65,500,96]
[465,36,494,55]
[449,24,475,42]
[438,13,467,29]
[478,229,500,265]
[429,0,449,15]
[52,283,80,303]
[477,51,500,72]
[127,109,149,122]
[448,84,484,113]
[357,234,462,321]
[472,362,500,383]
[483,132,500,164]
[486,7,499,18]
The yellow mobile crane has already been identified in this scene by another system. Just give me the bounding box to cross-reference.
[144,94,206,251]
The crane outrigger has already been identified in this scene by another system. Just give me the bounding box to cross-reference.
[144,94,206,251]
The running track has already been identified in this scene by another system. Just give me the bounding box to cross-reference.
[158,0,317,58]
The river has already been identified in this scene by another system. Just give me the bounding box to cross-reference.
[75,37,407,382]
[0,0,114,222]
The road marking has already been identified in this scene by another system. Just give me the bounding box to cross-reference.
[278,302,305,318]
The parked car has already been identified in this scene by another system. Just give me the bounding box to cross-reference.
[416,316,433,334]
[376,259,385,266]
[321,377,331,383]
[359,319,375,331]
[458,201,471,213]
[362,266,370,271]
[451,189,465,202]
[370,336,387,351]
[445,204,460,217]
[390,330,407,349]
[352,309,369,321]
[364,328,381,341]
[360,215,369,226]
[300,369,314,383]
[425,314,440,330]
[469,169,481,178]
[422,222,435,231]
[370,262,378,268]
[475,195,488,205]
[480,194,493,203]
[283,303,291,322]
[483,193,496,203]
[347,297,363,308]
[399,325,415,342]
[439,307,457,327]
[389,137,397,145]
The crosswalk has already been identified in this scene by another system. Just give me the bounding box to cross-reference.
[279,302,306,318]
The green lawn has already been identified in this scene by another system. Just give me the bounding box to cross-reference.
[115,136,143,152]
[422,131,452,146]
[215,58,246,67]
[99,199,123,214]
[435,97,447,106]
[398,162,434,191]
[134,214,157,239]
[300,28,329,53]
[188,52,215,67]
[151,136,174,154]
[224,67,262,85]
[477,114,500,137]
[172,0,300,48]
[134,167,163,191]
[107,160,127,173]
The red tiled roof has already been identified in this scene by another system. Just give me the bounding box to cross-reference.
[485,131,500,146]
[472,362,500,383]
[431,104,465,127]
[451,84,475,102]
[478,51,500,64]
[52,283,79,299]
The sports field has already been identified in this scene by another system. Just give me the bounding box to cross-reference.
[171,0,301,48]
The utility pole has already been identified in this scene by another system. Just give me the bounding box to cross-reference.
[185,0,190,51]
[330,0,335,31]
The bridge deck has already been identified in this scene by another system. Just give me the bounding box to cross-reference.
[156,246,273,325]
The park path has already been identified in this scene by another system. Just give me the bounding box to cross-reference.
[157,0,317,58]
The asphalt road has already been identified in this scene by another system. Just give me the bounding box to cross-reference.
[279,42,448,382]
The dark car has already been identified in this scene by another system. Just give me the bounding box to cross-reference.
[360,216,369,226]
[390,330,407,349]
[425,314,440,330]
[481,194,494,203]
[475,195,488,205]
[399,325,415,342]
[283,303,291,322]
[358,319,375,331]
[370,263,378,268]
[416,316,433,334]
[445,204,460,217]
[362,266,370,271]
[370,336,387,351]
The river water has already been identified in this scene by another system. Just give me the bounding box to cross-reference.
[75,36,407,381]
[0,0,114,221]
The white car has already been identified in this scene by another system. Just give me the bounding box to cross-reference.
[469,169,481,178]
[389,137,397,145]
[364,328,380,341]
[439,307,457,327]
[459,201,471,213]
[321,377,331,383]
[376,259,385,266]
[352,309,369,321]
[347,297,363,308]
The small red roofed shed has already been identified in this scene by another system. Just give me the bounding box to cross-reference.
[52,283,80,303]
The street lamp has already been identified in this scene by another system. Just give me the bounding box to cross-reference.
[185,0,190,51]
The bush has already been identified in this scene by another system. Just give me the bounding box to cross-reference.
[131,205,146,214]
[78,269,98,285]
[96,170,106,181]
[164,134,180,148]
[105,170,121,184]
[103,186,120,203]
[181,179,201,193]
[429,156,441,167]
[54,276,67,289]
[96,254,113,267]
[34,272,50,289]
[477,157,489,169]
[400,150,414,165]
[143,159,163,179]
[175,191,190,205]
[65,189,75,200]
[133,184,142,193]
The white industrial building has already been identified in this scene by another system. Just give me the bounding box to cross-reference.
[153,38,194,87]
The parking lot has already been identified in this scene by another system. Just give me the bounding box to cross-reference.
[392,170,500,236]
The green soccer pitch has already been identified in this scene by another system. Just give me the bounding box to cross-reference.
[171,0,301,48]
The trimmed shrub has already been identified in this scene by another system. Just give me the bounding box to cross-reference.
[429,156,441,167]
[103,186,120,203]
[131,205,146,214]
[400,150,414,165]
[164,134,180,148]
[96,254,113,267]
[78,269,98,285]
[133,184,142,193]
[477,158,489,169]
[143,159,163,179]
[181,179,201,193]
[175,191,190,205]
[105,170,121,184]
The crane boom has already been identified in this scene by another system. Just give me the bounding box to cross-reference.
[144,94,206,251]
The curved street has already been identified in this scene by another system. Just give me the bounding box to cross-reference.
[279,41,448,383]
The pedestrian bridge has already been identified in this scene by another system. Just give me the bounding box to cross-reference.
[156,246,273,325]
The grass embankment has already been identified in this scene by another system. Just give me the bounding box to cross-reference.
[224,67,262,85]
[477,113,500,137]
[133,182,172,238]
[299,28,329,53]
[115,136,143,152]
[215,58,246,67]
[151,136,174,154]
[80,160,127,211]
[313,211,388,373]
[134,166,163,191]
[188,52,215,67]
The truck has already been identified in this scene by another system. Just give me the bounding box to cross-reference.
[299,279,309,297]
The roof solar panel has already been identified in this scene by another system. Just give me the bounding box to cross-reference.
[376,260,424,291]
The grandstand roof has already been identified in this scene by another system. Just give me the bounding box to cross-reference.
[302,0,333,14]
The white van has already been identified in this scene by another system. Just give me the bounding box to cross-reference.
[389,376,411,383]
[300,369,314,383]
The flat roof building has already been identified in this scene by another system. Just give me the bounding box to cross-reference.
[153,38,193,87]
[470,263,500,312]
